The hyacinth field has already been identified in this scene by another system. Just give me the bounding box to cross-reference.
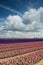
[0,41,43,65]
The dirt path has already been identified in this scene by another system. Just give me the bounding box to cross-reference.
[34,59,43,65]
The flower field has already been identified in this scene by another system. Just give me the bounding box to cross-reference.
[0,41,43,65]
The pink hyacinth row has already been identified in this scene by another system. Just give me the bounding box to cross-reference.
[0,50,43,65]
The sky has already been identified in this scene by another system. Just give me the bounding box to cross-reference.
[0,0,43,38]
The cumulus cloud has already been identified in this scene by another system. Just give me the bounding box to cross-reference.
[23,7,43,32]
[6,15,25,29]
[0,7,43,38]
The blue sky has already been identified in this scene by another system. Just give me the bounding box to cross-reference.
[0,0,43,17]
[0,0,43,38]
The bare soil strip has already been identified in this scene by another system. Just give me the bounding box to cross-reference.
[34,59,43,65]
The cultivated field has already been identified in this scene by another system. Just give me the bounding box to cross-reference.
[0,41,43,65]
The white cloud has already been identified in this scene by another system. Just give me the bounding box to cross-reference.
[0,7,43,38]
[5,15,25,30]
[23,7,43,32]
[0,31,43,38]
